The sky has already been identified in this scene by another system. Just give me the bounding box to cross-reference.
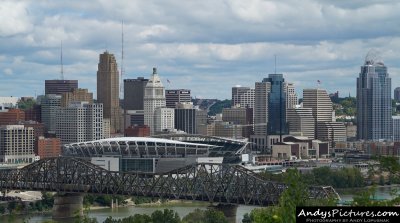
[1,0,400,100]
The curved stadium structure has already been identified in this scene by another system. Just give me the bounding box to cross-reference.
[152,134,249,157]
[63,137,219,173]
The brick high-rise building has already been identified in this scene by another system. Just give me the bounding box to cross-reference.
[61,88,93,107]
[97,51,121,134]
[0,108,25,125]
[35,136,61,158]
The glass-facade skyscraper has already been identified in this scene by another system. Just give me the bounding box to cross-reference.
[357,57,392,140]
[263,74,287,135]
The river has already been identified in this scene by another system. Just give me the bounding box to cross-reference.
[1,185,399,223]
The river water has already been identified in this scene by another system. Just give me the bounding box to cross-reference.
[1,185,399,223]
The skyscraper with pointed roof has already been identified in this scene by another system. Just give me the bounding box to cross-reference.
[144,68,166,135]
[357,54,392,140]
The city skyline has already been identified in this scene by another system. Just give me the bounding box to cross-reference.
[1,0,400,99]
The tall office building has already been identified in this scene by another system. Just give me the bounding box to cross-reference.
[165,89,191,108]
[41,94,61,133]
[286,108,315,139]
[303,89,333,123]
[55,102,104,144]
[394,87,400,102]
[123,77,148,130]
[357,56,392,140]
[144,68,166,135]
[45,80,78,95]
[154,107,174,134]
[222,107,253,138]
[265,74,287,135]
[232,86,255,108]
[285,83,298,110]
[0,125,35,163]
[254,81,271,135]
[317,122,347,147]
[97,51,121,134]
[175,103,196,134]
[393,116,400,141]
[124,77,149,110]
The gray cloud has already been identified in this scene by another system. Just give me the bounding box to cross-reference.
[0,0,399,99]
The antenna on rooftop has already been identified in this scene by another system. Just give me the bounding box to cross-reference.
[274,54,277,74]
[60,41,64,80]
[120,20,124,95]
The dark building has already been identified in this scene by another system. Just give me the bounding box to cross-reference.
[24,104,41,122]
[45,80,78,95]
[124,77,149,110]
[165,89,191,108]
[395,87,400,102]
[175,108,196,134]
[264,74,287,135]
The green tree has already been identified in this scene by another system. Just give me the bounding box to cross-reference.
[151,209,180,223]
[182,208,228,223]
[17,98,36,110]
[248,169,337,223]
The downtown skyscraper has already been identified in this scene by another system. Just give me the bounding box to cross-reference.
[357,56,392,140]
[144,68,166,135]
[97,51,121,134]
[266,74,287,135]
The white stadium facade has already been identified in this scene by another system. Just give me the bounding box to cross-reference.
[62,136,248,173]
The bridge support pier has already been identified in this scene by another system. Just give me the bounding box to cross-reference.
[52,193,83,219]
[210,204,238,223]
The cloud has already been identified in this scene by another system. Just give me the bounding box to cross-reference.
[0,0,399,99]
[3,68,13,76]
[0,1,32,37]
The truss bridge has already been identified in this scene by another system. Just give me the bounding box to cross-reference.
[0,157,338,206]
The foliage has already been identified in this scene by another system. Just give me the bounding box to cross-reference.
[104,214,152,223]
[333,97,356,117]
[208,99,231,116]
[17,98,36,110]
[104,209,180,223]
[378,156,400,174]
[260,166,365,188]
[303,166,365,188]
[151,209,181,223]
[182,208,228,223]
[74,215,98,223]
[131,196,159,205]
[248,169,337,223]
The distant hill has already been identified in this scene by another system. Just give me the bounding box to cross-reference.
[192,98,232,116]
[208,99,231,116]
